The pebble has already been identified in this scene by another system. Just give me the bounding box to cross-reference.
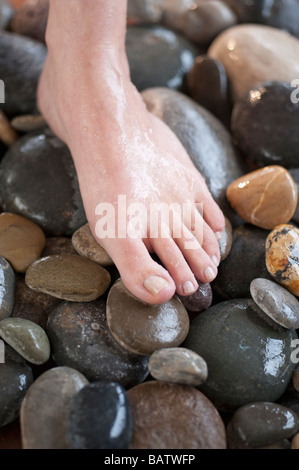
[289,169,299,225]
[250,278,299,330]
[46,298,149,387]
[10,114,46,133]
[218,216,233,261]
[292,433,299,449]
[0,32,46,117]
[67,382,132,450]
[72,223,113,266]
[226,165,298,230]
[42,236,77,257]
[183,298,297,410]
[127,381,226,449]
[127,0,163,25]
[212,224,272,300]
[186,55,231,127]
[162,0,237,45]
[126,25,197,91]
[25,254,111,302]
[293,367,299,393]
[148,347,208,386]
[178,281,212,316]
[0,345,33,428]
[0,0,14,30]
[0,212,46,273]
[0,317,50,365]
[0,129,87,236]
[0,256,15,321]
[10,0,49,43]
[0,110,19,147]
[266,224,299,296]
[106,278,190,356]
[231,82,299,168]
[12,276,60,329]
[208,24,299,102]
[227,402,299,449]
[20,366,88,449]
[142,87,245,224]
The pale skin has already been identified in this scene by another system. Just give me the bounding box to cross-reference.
[38,0,225,304]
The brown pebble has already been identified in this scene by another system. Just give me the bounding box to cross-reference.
[127,381,226,449]
[42,237,77,257]
[10,114,46,133]
[72,223,113,266]
[219,216,233,261]
[0,212,46,273]
[226,166,298,230]
[0,110,19,146]
[292,433,299,449]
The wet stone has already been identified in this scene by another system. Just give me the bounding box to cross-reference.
[0,129,87,237]
[46,298,149,387]
[10,114,47,133]
[0,345,33,428]
[106,278,190,356]
[127,381,226,449]
[183,298,297,411]
[0,32,47,117]
[67,382,132,450]
[292,367,299,393]
[178,281,212,316]
[0,212,46,273]
[126,25,197,92]
[218,216,233,261]
[0,317,50,365]
[41,237,77,257]
[227,402,299,449]
[127,0,163,25]
[20,366,88,449]
[10,0,49,43]
[226,165,298,229]
[0,256,15,321]
[0,110,19,147]
[250,278,299,330]
[148,347,208,386]
[25,254,111,302]
[266,224,299,296]
[212,224,271,300]
[231,82,299,168]
[289,169,299,225]
[72,223,113,266]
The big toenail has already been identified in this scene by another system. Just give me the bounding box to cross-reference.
[144,276,169,295]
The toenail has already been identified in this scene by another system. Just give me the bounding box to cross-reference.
[144,276,170,296]
[212,255,220,267]
[215,231,223,241]
[183,281,196,295]
[204,266,217,282]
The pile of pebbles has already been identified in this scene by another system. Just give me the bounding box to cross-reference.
[0,0,299,449]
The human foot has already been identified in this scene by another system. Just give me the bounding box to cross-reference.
[38,0,225,304]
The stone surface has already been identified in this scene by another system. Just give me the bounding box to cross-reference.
[289,169,299,225]
[126,25,197,92]
[208,24,299,102]
[0,257,15,321]
[293,367,299,393]
[0,345,33,428]
[0,31,47,117]
[10,114,46,133]
[46,298,149,387]
[212,224,271,300]
[127,0,163,24]
[142,87,245,223]
[127,381,226,449]
[187,55,231,127]
[20,366,88,449]
[163,0,237,45]
[10,0,49,42]
[227,402,299,449]
[0,110,19,147]
[183,298,297,410]
[0,317,50,364]
[231,82,299,168]
[0,129,87,236]
[266,224,299,296]
[178,281,212,315]
[148,347,208,386]
[250,278,299,330]
[218,216,233,261]
[292,433,299,449]
[226,165,298,229]
[0,212,46,273]
[106,278,190,356]
[0,0,14,30]
[67,382,132,449]
[25,254,111,302]
[72,223,113,266]
[41,237,77,257]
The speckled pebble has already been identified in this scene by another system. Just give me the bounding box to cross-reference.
[72,223,113,266]
[178,281,212,315]
[148,347,208,386]
[41,237,77,257]
[0,256,15,321]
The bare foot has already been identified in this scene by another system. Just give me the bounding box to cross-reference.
[38,0,225,304]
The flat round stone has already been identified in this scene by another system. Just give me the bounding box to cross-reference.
[72,223,113,266]
[0,256,15,320]
[20,366,88,449]
[250,278,299,329]
[266,224,299,296]
[127,381,226,449]
[10,114,46,133]
[106,279,190,355]
[148,347,208,386]
[226,165,298,229]
[178,281,212,315]
[0,212,46,273]
[0,317,50,365]
[67,382,132,449]
[25,254,111,302]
